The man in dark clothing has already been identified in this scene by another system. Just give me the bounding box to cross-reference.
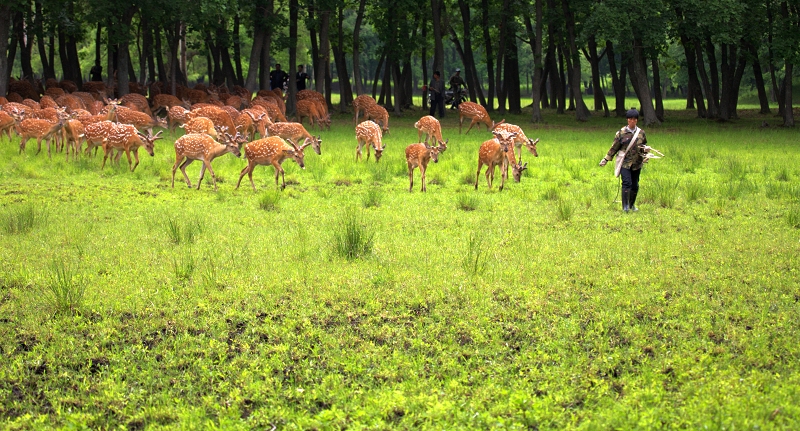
[448,68,466,109]
[599,108,650,212]
[90,61,103,82]
[296,65,309,91]
[269,64,289,91]
[428,71,445,118]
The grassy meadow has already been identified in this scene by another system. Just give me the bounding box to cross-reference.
[0,105,799,429]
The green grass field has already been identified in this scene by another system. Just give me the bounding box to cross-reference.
[1,105,799,429]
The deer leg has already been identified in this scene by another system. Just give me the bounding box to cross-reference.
[128,149,138,171]
[465,118,478,135]
[35,137,43,155]
[355,141,362,162]
[179,159,194,187]
[420,165,427,192]
[197,162,208,190]
[475,162,484,190]
[19,138,27,154]
[204,161,219,191]
[235,163,251,190]
[459,115,464,134]
[101,146,112,170]
[486,165,494,189]
[408,164,414,192]
[499,161,507,191]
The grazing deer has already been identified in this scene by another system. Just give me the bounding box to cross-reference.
[295,99,328,131]
[236,137,312,191]
[115,107,168,133]
[235,111,266,141]
[405,141,447,192]
[414,115,446,146]
[251,98,287,122]
[353,94,377,125]
[168,106,191,133]
[475,130,525,191]
[267,122,322,155]
[492,123,539,157]
[0,112,15,141]
[172,132,242,190]
[261,92,286,115]
[101,126,163,171]
[63,118,85,161]
[83,121,117,156]
[182,117,219,138]
[297,90,329,118]
[364,104,389,135]
[355,120,385,162]
[151,94,190,116]
[242,108,272,138]
[458,101,504,135]
[189,105,237,133]
[14,116,66,157]
[2,102,32,119]
[119,93,153,116]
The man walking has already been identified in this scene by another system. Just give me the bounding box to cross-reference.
[428,71,445,118]
[448,68,466,109]
[599,108,650,212]
[269,64,288,91]
[296,65,309,91]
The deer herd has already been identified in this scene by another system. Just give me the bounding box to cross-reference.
[1,82,540,193]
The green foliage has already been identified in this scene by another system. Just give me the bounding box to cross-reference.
[165,216,204,244]
[555,195,575,221]
[456,193,478,211]
[461,231,489,277]
[652,177,679,208]
[40,258,87,316]
[786,206,800,229]
[362,187,383,208]
[332,207,374,260]
[1,204,46,235]
[258,189,282,211]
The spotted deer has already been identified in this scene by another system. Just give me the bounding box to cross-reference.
[188,105,237,134]
[115,107,168,133]
[0,112,15,141]
[235,111,266,141]
[119,93,153,116]
[182,117,219,138]
[414,115,446,146]
[355,120,385,162]
[83,121,117,156]
[63,118,85,161]
[172,131,242,190]
[101,126,163,171]
[151,94,190,116]
[405,141,447,192]
[364,103,389,135]
[353,94,377,125]
[474,130,526,191]
[14,115,66,157]
[295,99,329,131]
[297,90,329,117]
[251,98,287,122]
[458,101,504,135]
[267,122,321,155]
[491,123,539,157]
[242,108,273,138]
[168,106,191,133]
[236,137,312,191]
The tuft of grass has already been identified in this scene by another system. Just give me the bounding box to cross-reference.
[683,180,704,202]
[652,178,679,208]
[166,216,204,244]
[41,258,87,316]
[456,193,479,211]
[775,165,791,182]
[461,170,476,185]
[258,190,282,211]
[172,254,196,283]
[362,188,383,209]
[787,206,800,229]
[542,185,561,201]
[556,196,574,221]
[722,179,753,200]
[371,163,390,183]
[461,232,489,277]
[2,204,46,235]
[724,157,747,180]
[332,208,375,260]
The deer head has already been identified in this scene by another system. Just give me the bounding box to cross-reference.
[137,130,163,157]
[425,143,441,163]
[286,138,309,169]
[512,161,528,182]
[220,131,243,158]
[527,138,540,157]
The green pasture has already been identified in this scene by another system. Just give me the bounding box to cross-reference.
[0,106,799,429]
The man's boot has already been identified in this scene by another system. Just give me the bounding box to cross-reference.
[629,190,639,212]
[621,189,631,212]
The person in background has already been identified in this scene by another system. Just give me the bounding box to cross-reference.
[428,71,445,118]
[90,61,103,82]
[296,65,309,91]
[448,68,466,109]
[269,64,289,91]
[599,108,650,212]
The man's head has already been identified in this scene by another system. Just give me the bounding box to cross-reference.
[275,63,282,70]
[626,107,639,128]
[298,65,304,71]
[433,71,440,79]
[455,68,461,74]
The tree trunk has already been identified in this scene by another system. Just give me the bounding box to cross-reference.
[781,62,794,127]
[431,0,445,78]
[115,6,138,97]
[0,3,11,96]
[561,0,590,121]
[480,0,494,110]
[315,10,330,94]
[629,38,659,126]
[606,42,625,116]
[695,42,718,118]
[35,1,54,80]
[245,0,271,92]
[504,36,521,114]
[233,13,244,85]
[15,11,34,82]
[352,0,366,95]
[421,20,428,110]
[705,37,720,109]
[652,58,664,122]
[750,48,770,114]
[333,5,353,111]
[456,0,478,103]
[287,0,298,116]
[154,25,166,86]
[587,36,608,116]
[524,0,543,122]
[372,50,385,99]
[678,32,706,118]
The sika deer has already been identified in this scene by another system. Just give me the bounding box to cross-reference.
[414,115,446,146]
[353,94,377,125]
[0,112,15,141]
[355,120,385,162]
[242,108,272,138]
[236,137,312,191]
[101,127,163,171]
[182,117,219,138]
[172,131,242,190]
[83,121,117,156]
[14,115,66,157]
[267,122,322,155]
[251,98,287,123]
[364,103,389,135]
[152,94,190,115]
[168,106,191,134]
[188,105,237,135]
[295,99,327,131]
[115,106,168,133]
[475,130,525,191]
[458,101,503,134]
[405,141,447,192]
[297,90,329,118]
[492,123,539,157]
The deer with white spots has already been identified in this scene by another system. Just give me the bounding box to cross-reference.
[101,126,162,171]
[458,101,504,134]
[13,114,67,157]
[295,99,329,131]
[353,94,377,125]
[414,115,446,146]
[83,121,117,156]
[364,103,389,135]
[236,137,312,191]
[491,123,539,157]
[355,120,385,162]
[171,131,242,190]
[267,122,321,155]
[167,106,191,134]
[405,141,447,192]
[182,117,219,138]
[114,106,168,133]
[475,130,526,191]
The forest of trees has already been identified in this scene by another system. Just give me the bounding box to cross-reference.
[0,0,798,126]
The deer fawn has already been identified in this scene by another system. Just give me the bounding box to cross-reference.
[353,94,377,125]
[414,115,446,146]
[83,121,118,156]
[152,94,190,116]
[405,141,447,192]
[355,120,385,162]
[172,131,242,190]
[364,103,389,135]
[492,123,539,157]
[101,126,163,171]
[267,122,322,155]
[167,106,191,134]
[236,137,312,191]
[242,108,272,138]
[115,107,168,133]
[63,118,85,161]
[14,116,66,157]
[458,101,504,135]
[251,98,287,122]
[475,130,526,191]
[295,99,328,131]
[0,111,16,141]
[119,93,153,116]
[188,106,237,135]
[297,90,329,118]
[182,117,219,138]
